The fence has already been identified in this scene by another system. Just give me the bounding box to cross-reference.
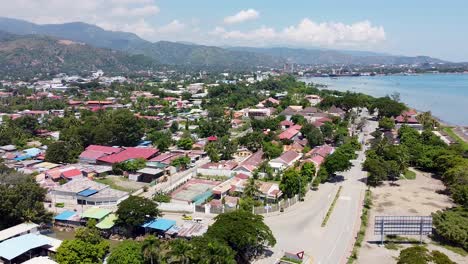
[200,193,301,215]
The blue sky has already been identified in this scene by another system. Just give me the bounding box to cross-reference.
[1,0,467,61]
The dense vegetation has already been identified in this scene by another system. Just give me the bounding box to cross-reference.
[0,170,53,229]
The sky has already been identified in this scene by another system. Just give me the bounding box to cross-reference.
[1,0,467,61]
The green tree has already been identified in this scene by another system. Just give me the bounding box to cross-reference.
[279,168,307,198]
[300,162,316,182]
[397,246,430,264]
[189,237,236,264]
[55,239,109,264]
[177,137,193,150]
[320,122,334,139]
[170,121,179,133]
[205,142,220,162]
[0,172,52,229]
[171,156,191,170]
[262,141,283,159]
[56,221,109,264]
[141,235,165,264]
[324,150,353,175]
[45,140,82,164]
[108,109,144,146]
[378,117,395,131]
[206,211,276,262]
[166,239,193,264]
[432,207,468,250]
[108,240,144,264]
[115,196,161,236]
[13,115,39,135]
[147,131,172,152]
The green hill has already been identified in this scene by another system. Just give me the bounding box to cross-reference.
[0,31,159,79]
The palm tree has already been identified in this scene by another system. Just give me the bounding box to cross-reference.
[165,239,193,264]
[142,235,163,264]
[202,241,236,264]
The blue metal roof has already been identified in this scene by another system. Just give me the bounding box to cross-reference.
[23,148,41,157]
[77,189,98,197]
[0,233,51,260]
[54,210,76,221]
[142,218,176,231]
[14,155,32,161]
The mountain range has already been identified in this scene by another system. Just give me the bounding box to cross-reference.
[0,17,450,78]
[0,31,160,79]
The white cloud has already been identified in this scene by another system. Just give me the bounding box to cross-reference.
[110,5,159,17]
[157,20,186,34]
[212,18,385,47]
[224,9,259,24]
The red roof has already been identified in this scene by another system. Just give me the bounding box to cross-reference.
[316,117,333,123]
[62,169,82,179]
[207,136,218,141]
[79,150,107,160]
[310,145,335,158]
[86,145,122,155]
[86,100,113,105]
[279,128,300,140]
[280,120,294,126]
[395,115,418,124]
[98,147,159,164]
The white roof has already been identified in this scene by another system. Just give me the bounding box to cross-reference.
[0,223,39,242]
[23,256,58,264]
[137,168,163,175]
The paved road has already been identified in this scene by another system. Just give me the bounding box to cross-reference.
[257,111,378,264]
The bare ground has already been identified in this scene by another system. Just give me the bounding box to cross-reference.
[357,170,468,264]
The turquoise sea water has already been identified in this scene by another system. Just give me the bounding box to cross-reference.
[301,74,468,125]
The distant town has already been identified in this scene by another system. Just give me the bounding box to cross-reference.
[0,64,467,264]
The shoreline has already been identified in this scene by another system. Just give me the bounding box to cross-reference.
[300,74,468,126]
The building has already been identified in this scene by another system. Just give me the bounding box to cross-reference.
[0,233,61,263]
[0,223,39,243]
[79,145,122,164]
[97,147,159,165]
[244,108,273,119]
[233,150,264,176]
[269,150,302,173]
[51,178,128,206]
[198,160,239,177]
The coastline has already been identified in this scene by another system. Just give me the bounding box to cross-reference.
[300,73,468,126]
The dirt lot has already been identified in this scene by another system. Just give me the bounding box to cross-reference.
[357,169,467,264]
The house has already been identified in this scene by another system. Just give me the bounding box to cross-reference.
[61,169,83,180]
[305,94,322,106]
[309,145,335,158]
[280,120,294,130]
[327,106,345,118]
[0,233,62,263]
[245,108,273,119]
[136,168,165,183]
[51,177,129,206]
[256,97,280,108]
[198,160,238,177]
[97,147,159,165]
[0,223,39,243]
[233,150,264,176]
[269,150,302,173]
[278,127,301,141]
[79,145,123,164]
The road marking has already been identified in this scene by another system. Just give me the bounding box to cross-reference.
[339,196,351,201]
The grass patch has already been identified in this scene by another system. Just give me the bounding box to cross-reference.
[385,242,402,250]
[321,186,343,227]
[402,169,416,180]
[94,177,134,192]
[432,241,468,257]
[442,127,468,151]
[347,189,372,264]
[280,257,302,264]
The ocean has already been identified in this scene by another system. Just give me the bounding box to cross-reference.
[300,74,468,126]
